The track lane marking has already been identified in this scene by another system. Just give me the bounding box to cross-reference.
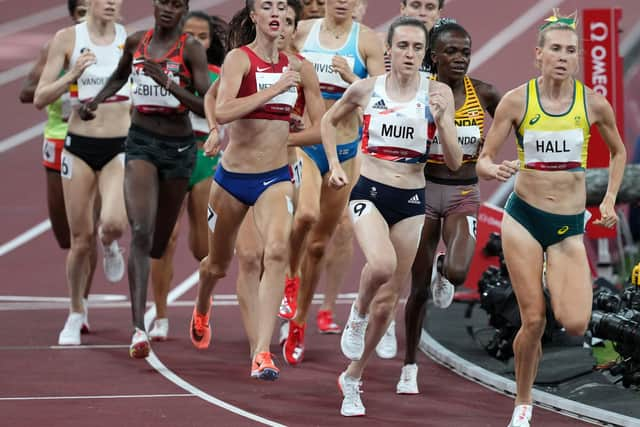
[0,393,193,401]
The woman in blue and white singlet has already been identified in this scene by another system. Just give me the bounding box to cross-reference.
[323,16,461,417]
[34,0,129,347]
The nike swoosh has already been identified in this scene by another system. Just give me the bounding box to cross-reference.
[257,66,270,72]
[177,145,192,153]
[263,178,278,186]
[460,189,472,196]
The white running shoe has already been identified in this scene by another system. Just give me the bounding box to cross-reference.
[396,364,419,394]
[340,302,368,361]
[81,298,90,334]
[103,240,125,283]
[149,318,169,341]
[58,312,84,345]
[129,328,150,359]
[431,253,455,308]
[279,320,289,346]
[338,372,365,417]
[375,320,397,359]
[508,405,532,427]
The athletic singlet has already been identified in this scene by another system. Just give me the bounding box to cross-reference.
[290,53,306,132]
[516,78,590,171]
[190,64,220,136]
[131,30,192,114]
[428,76,484,164]
[361,74,435,163]
[70,21,129,103]
[236,46,296,122]
[44,71,72,140]
[300,19,368,100]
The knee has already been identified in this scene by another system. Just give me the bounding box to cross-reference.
[130,222,154,252]
[263,240,289,267]
[443,263,468,287]
[368,259,396,287]
[294,209,318,233]
[520,313,547,338]
[236,246,263,276]
[99,220,125,240]
[306,237,330,261]
[199,256,228,282]
[70,232,93,254]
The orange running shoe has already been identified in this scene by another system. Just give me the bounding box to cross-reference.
[278,275,300,320]
[251,352,280,381]
[189,299,212,349]
[317,309,341,334]
[283,320,305,365]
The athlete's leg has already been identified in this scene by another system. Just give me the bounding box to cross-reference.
[501,213,546,406]
[97,155,127,246]
[403,216,440,365]
[252,181,294,354]
[440,211,478,286]
[186,178,212,260]
[235,209,263,356]
[45,168,71,249]
[319,209,353,314]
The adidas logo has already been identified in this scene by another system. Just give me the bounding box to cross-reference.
[408,194,421,205]
[372,98,387,110]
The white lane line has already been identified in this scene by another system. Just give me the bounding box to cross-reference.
[0,219,51,257]
[0,393,192,401]
[0,294,127,302]
[0,5,68,39]
[469,0,563,73]
[0,0,229,89]
[142,272,287,427]
[0,121,45,153]
[0,344,129,351]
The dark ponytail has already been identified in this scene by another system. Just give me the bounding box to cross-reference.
[227,0,257,50]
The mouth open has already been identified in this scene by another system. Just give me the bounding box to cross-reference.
[269,20,280,31]
[160,14,173,23]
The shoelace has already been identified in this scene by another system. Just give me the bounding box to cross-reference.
[343,378,364,403]
[349,318,367,336]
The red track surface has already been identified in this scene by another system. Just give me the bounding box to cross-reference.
[2,1,640,426]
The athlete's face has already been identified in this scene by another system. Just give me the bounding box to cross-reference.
[326,0,356,21]
[432,30,471,79]
[72,0,89,24]
[251,0,287,40]
[389,25,427,74]
[278,6,297,51]
[302,0,325,19]
[89,0,122,22]
[153,0,188,29]
[536,29,579,80]
[184,17,211,50]
[401,0,440,31]
[352,0,367,22]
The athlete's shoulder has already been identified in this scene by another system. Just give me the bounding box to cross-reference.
[125,30,146,50]
[469,77,502,114]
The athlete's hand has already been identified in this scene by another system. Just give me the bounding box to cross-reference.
[203,128,221,157]
[494,159,519,182]
[273,70,300,94]
[429,91,447,122]
[77,101,97,121]
[328,164,349,189]
[70,49,96,79]
[594,198,617,228]
[143,60,170,89]
[332,56,355,84]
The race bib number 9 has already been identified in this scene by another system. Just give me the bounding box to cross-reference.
[349,200,373,224]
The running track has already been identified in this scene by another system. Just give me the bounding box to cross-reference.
[2,1,640,426]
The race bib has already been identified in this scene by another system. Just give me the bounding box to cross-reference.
[255,72,298,110]
[302,51,354,92]
[522,128,583,170]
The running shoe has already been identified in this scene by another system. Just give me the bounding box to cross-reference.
[283,320,305,365]
[103,240,125,283]
[431,252,455,308]
[81,298,90,334]
[149,318,169,341]
[58,312,84,345]
[317,309,341,334]
[338,372,365,417]
[129,328,150,359]
[278,275,300,320]
[396,363,419,394]
[508,405,532,427]
[189,301,212,349]
[251,352,279,381]
[375,320,397,359]
[340,302,368,361]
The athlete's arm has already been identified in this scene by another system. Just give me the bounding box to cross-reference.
[360,25,386,77]
[430,80,462,171]
[165,35,209,117]
[78,31,142,120]
[321,77,373,187]
[215,49,299,124]
[588,89,627,228]
[203,79,221,157]
[476,87,523,181]
[473,78,502,118]
[288,58,324,147]
[34,28,94,110]
[19,41,50,103]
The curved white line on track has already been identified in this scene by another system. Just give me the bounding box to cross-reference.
[0,219,50,256]
[142,271,287,427]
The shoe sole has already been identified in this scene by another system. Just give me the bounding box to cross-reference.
[189,318,211,349]
[257,368,279,381]
[150,335,168,342]
[318,328,341,334]
[129,341,150,359]
[396,389,419,395]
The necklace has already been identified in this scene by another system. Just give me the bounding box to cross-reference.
[249,43,278,64]
[322,22,348,39]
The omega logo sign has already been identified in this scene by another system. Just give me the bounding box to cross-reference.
[589,21,609,96]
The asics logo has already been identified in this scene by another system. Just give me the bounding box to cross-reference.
[263,178,278,186]
[177,144,191,153]
[257,66,271,72]
[557,225,569,235]
[529,114,541,125]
